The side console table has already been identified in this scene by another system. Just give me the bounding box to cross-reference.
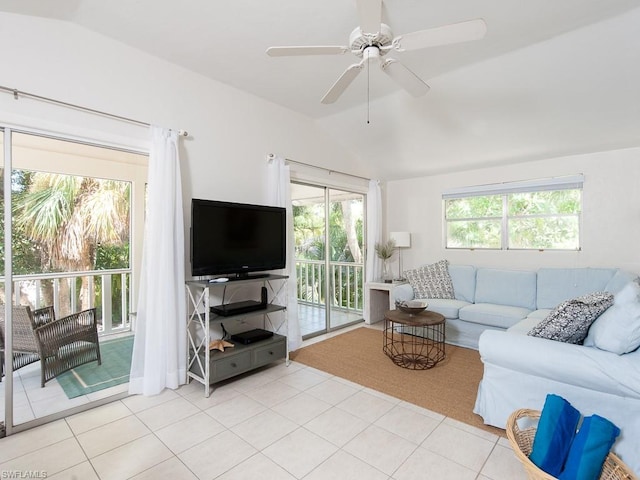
[364,281,406,324]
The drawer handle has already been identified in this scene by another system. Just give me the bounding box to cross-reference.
[268,351,274,355]
[230,362,237,368]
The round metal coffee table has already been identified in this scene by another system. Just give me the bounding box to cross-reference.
[383,309,446,369]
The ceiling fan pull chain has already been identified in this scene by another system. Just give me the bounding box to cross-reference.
[367,57,370,125]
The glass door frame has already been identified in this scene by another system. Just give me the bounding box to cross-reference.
[2,125,147,436]
[291,180,366,340]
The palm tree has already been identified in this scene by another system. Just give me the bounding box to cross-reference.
[15,172,130,313]
[340,199,362,264]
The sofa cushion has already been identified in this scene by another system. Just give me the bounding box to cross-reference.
[474,268,537,310]
[459,303,532,329]
[506,309,552,335]
[448,265,476,303]
[416,298,470,319]
[392,283,415,303]
[508,314,548,335]
[536,268,616,310]
[527,309,552,320]
[528,292,614,344]
[584,281,640,354]
[604,270,639,294]
[405,260,455,299]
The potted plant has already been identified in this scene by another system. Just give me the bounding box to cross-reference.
[375,239,396,282]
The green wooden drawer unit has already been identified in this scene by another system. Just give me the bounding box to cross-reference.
[253,337,287,367]
[190,334,287,385]
[212,351,252,382]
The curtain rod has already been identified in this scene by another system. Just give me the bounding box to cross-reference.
[267,153,370,182]
[0,85,188,136]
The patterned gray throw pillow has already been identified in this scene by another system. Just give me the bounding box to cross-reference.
[404,259,455,299]
[528,292,614,344]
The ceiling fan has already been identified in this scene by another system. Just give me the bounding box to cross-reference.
[266,0,487,104]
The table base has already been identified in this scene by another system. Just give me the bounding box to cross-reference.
[383,321,445,370]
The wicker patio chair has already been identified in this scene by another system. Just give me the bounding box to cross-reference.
[0,305,102,387]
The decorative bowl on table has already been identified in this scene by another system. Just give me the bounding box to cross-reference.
[395,300,428,315]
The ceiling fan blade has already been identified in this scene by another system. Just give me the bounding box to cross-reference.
[266,45,349,57]
[392,18,487,52]
[321,63,364,104]
[380,59,430,97]
[356,0,382,35]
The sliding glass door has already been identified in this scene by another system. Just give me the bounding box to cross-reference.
[1,129,146,432]
[291,182,365,338]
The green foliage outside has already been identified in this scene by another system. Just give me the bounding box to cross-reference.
[509,217,579,249]
[446,189,581,250]
[0,170,42,274]
[446,194,502,219]
[294,202,363,263]
[293,198,364,310]
[508,190,581,216]
[93,243,130,324]
[447,219,502,249]
[1,168,131,323]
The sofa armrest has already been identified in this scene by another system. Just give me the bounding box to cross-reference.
[479,330,640,400]
[392,283,414,303]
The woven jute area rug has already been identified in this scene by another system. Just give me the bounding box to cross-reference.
[290,327,503,435]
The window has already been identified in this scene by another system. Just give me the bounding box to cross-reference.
[1,130,147,334]
[444,176,583,250]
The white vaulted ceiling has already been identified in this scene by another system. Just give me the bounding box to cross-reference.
[1,0,639,179]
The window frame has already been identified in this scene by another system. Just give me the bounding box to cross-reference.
[2,127,149,329]
[443,175,584,251]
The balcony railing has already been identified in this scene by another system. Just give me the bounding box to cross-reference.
[295,259,364,313]
[1,269,132,336]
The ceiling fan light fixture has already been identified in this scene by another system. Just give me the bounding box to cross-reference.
[363,46,380,63]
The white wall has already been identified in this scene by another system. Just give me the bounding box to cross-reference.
[0,12,360,287]
[386,147,640,274]
[0,13,359,201]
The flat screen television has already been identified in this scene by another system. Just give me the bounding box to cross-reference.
[190,198,286,278]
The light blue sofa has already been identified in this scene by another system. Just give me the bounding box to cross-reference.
[394,264,640,474]
[392,265,636,349]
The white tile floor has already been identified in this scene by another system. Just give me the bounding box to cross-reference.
[0,326,528,480]
[0,306,358,425]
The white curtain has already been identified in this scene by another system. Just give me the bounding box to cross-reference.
[129,126,187,395]
[366,179,383,282]
[267,156,303,352]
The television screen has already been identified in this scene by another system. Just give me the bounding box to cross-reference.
[190,199,286,277]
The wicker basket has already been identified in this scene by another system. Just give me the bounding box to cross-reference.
[506,408,638,480]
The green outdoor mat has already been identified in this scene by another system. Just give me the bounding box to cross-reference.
[57,335,134,398]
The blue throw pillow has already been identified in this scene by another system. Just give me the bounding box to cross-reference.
[529,394,581,476]
[559,415,621,480]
